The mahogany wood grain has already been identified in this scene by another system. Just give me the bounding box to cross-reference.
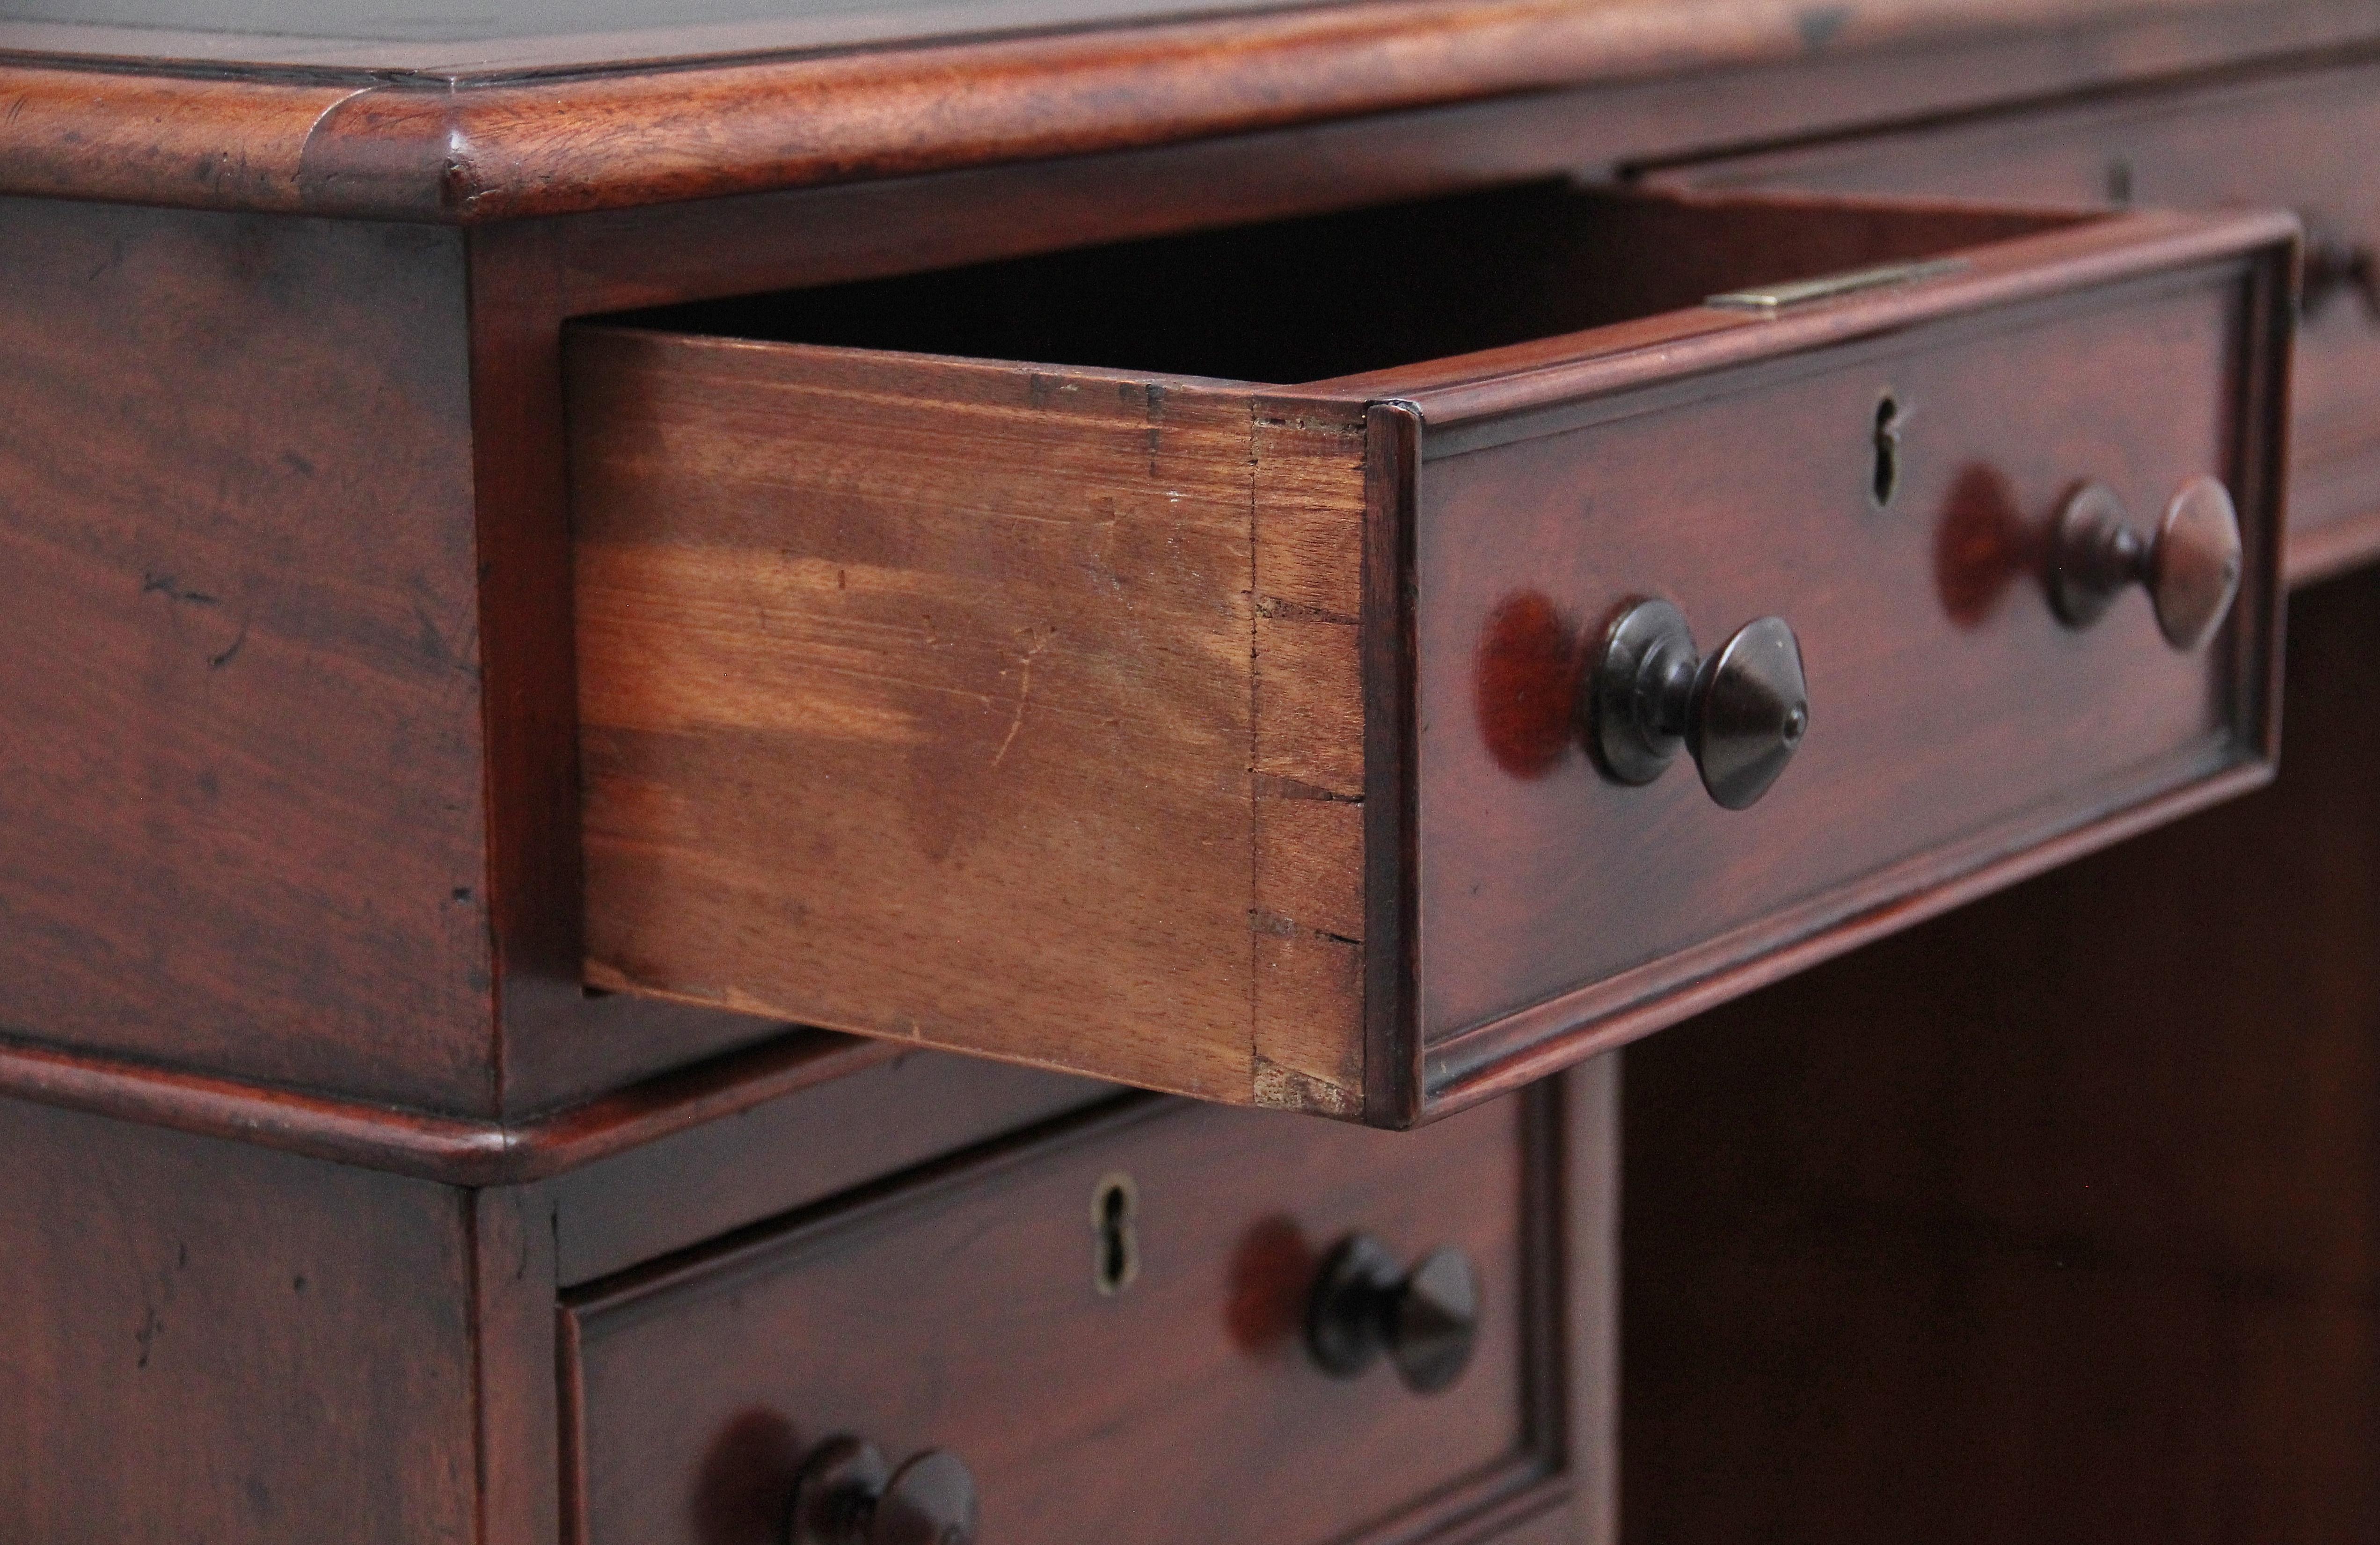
[1408,212,2287,1104]
[0,1097,483,1542]
[453,36,2379,1131]
[529,44,2363,321]
[560,1075,1612,1545]
[2,12,2373,1543]
[465,213,803,1115]
[1645,56,2380,578]
[0,997,1598,1545]
[0,65,357,208]
[0,196,498,1113]
[1364,402,1427,1124]
[1254,401,1375,1109]
[540,1050,1112,1286]
[0,194,797,1126]
[0,0,2364,1141]
[569,335,1325,1106]
[463,217,589,1111]
[572,190,2289,1126]
[472,1184,567,1545]
[1560,1056,1620,1545]
[4,0,2379,219]
[1622,563,2380,1545]
[0,1013,1111,1188]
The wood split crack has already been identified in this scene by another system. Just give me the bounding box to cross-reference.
[1253,772,1361,803]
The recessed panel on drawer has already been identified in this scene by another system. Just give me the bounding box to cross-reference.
[562,1093,1571,1545]
[568,185,2292,1126]
[1642,60,2380,576]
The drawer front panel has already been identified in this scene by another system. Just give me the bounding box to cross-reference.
[1415,263,2270,1075]
[564,1092,1580,1545]
[1648,61,2380,570]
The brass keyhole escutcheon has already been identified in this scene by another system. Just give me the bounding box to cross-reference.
[1870,392,1903,509]
[1092,1172,1139,1296]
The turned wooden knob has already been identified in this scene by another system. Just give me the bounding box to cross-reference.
[1584,598,1810,810]
[788,1438,977,1545]
[2049,478,2242,650]
[1305,1234,1481,1394]
[2303,233,2380,321]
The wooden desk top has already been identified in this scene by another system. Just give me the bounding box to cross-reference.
[2,0,2376,219]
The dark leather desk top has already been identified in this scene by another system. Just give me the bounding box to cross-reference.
[0,0,1327,69]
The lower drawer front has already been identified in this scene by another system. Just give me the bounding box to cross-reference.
[1645,59,2380,569]
[563,1090,1592,1545]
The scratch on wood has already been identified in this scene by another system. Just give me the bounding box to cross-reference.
[1251,909,1360,947]
[140,572,217,606]
[207,622,248,670]
[989,630,1052,768]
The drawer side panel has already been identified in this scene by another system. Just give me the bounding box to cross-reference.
[570,332,1371,1113]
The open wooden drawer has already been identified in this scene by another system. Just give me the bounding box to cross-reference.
[566,184,2293,1127]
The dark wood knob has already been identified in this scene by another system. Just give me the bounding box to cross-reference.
[1585,599,1810,810]
[1305,1234,1480,1395]
[2049,478,2242,651]
[788,1438,977,1545]
[2302,233,2379,321]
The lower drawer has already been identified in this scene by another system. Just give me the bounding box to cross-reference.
[560,1072,1611,1545]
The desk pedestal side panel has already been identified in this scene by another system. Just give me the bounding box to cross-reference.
[0,197,501,1113]
[0,1098,496,1543]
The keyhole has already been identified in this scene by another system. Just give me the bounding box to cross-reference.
[1871,393,1903,509]
[2106,156,2134,207]
[1092,1172,1139,1296]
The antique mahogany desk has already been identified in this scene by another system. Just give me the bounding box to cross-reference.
[4,0,2378,1539]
